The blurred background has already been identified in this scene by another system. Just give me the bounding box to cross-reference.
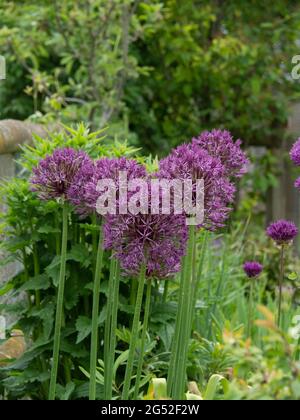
[1,0,300,226]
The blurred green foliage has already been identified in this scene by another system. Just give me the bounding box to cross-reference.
[1,0,300,154]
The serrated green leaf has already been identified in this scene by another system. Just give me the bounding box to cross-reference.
[18,274,50,292]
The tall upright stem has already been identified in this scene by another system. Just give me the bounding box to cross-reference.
[247,280,254,338]
[278,245,284,328]
[174,224,196,399]
[134,280,152,399]
[104,257,117,400]
[48,202,69,400]
[122,265,146,400]
[107,261,120,400]
[89,221,104,401]
[167,262,186,396]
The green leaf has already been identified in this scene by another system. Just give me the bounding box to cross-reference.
[18,274,50,292]
[157,323,174,351]
[37,225,60,234]
[0,281,14,296]
[113,350,129,381]
[203,374,229,400]
[75,308,106,344]
[67,244,91,268]
[56,382,75,400]
[288,272,298,281]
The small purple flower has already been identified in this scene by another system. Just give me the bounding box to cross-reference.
[266,220,298,245]
[158,142,235,230]
[192,129,249,178]
[290,139,300,166]
[31,148,93,202]
[243,261,263,278]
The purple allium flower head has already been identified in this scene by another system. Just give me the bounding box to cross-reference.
[266,220,298,245]
[83,157,147,214]
[31,148,93,202]
[103,179,188,278]
[290,139,300,166]
[295,177,300,191]
[158,142,236,230]
[243,261,263,278]
[192,129,249,178]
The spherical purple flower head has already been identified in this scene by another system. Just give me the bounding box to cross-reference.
[290,139,300,166]
[31,148,93,202]
[295,177,300,191]
[83,157,147,214]
[243,261,263,279]
[266,220,298,246]
[192,129,249,179]
[158,143,236,230]
[103,180,188,279]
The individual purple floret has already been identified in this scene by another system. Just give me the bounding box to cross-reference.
[266,220,298,245]
[290,139,300,166]
[30,148,93,202]
[192,129,249,178]
[243,261,263,278]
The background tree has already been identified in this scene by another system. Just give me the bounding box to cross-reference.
[1,0,300,154]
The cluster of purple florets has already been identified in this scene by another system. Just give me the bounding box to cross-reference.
[30,129,248,278]
[290,138,300,191]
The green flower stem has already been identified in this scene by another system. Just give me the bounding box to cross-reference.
[167,265,186,397]
[32,244,40,307]
[122,264,146,400]
[208,236,229,339]
[106,261,121,400]
[104,257,117,399]
[247,280,255,338]
[134,279,152,400]
[91,214,98,272]
[89,221,104,401]
[278,245,285,328]
[48,202,69,400]
[192,230,208,313]
[174,225,196,399]
[162,280,168,303]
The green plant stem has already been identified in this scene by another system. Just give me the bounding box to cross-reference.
[63,355,72,384]
[278,245,284,328]
[104,257,117,399]
[48,202,69,400]
[89,221,104,401]
[134,279,152,399]
[192,230,208,313]
[208,236,229,339]
[175,225,196,399]
[55,211,61,254]
[106,261,121,400]
[162,280,168,303]
[130,278,138,306]
[247,280,255,338]
[32,245,40,307]
[91,214,98,273]
[167,266,186,396]
[122,264,146,400]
